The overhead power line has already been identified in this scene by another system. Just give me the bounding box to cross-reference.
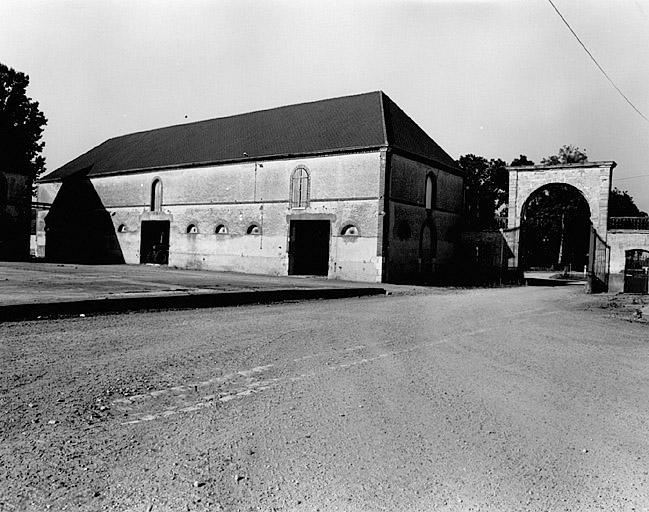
[547,0,649,124]
[614,174,649,181]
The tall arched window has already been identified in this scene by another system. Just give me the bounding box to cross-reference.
[151,179,162,212]
[425,174,436,211]
[290,167,310,209]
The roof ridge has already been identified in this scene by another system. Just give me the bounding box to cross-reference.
[377,91,390,146]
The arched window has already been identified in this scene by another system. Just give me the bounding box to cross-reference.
[151,178,163,212]
[425,174,436,211]
[215,224,228,234]
[117,224,128,233]
[247,223,260,235]
[290,167,310,209]
[186,224,198,234]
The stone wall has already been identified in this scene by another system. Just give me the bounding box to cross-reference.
[607,230,649,274]
[386,154,464,283]
[37,149,465,284]
[37,151,385,282]
[460,228,521,285]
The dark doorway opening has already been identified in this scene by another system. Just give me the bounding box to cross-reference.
[288,220,330,276]
[140,221,170,264]
[624,249,649,294]
[521,184,591,271]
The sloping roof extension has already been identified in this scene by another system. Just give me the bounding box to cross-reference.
[41,91,460,182]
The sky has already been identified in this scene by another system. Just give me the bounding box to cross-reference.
[3,0,649,211]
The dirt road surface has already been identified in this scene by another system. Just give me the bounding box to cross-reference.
[1,286,648,511]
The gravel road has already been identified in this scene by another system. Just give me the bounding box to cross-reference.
[1,286,648,511]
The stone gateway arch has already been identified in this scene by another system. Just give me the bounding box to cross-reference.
[506,161,616,274]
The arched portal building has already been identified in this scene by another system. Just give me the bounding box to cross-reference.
[507,161,616,272]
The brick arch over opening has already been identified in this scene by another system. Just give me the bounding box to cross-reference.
[507,161,615,237]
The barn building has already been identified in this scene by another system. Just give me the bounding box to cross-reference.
[36,92,465,284]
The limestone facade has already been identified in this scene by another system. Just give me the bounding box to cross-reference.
[36,150,464,283]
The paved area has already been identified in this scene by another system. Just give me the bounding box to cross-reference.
[0,262,399,320]
[0,262,589,321]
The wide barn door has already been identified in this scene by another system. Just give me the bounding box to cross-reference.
[288,220,330,276]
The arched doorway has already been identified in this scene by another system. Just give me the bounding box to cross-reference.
[419,220,437,284]
[520,183,591,272]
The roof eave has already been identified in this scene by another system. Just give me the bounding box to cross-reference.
[38,144,389,183]
[505,161,617,172]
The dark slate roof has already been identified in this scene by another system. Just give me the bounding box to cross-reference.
[41,91,460,182]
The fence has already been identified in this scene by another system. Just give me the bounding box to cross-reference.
[587,224,610,293]
[608,216,649,230]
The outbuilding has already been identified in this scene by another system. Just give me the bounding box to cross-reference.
[36,91,464,284]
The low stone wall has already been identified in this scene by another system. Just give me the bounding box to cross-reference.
[607,230,649,293]
[459,228,522,285]
[607,230,649,274]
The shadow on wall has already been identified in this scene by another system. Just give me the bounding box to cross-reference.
[44,174,124,264]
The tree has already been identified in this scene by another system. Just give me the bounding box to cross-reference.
[509,154,535,167]
[541,145,587,165]
[609,187,647,217]
[0,63,47,194]
[457,154,508,227]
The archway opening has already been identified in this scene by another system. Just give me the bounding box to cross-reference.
[521,183,591,272]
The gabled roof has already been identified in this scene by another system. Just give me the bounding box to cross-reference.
[41,91,460,182]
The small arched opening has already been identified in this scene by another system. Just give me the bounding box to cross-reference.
[341,224,359,237]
